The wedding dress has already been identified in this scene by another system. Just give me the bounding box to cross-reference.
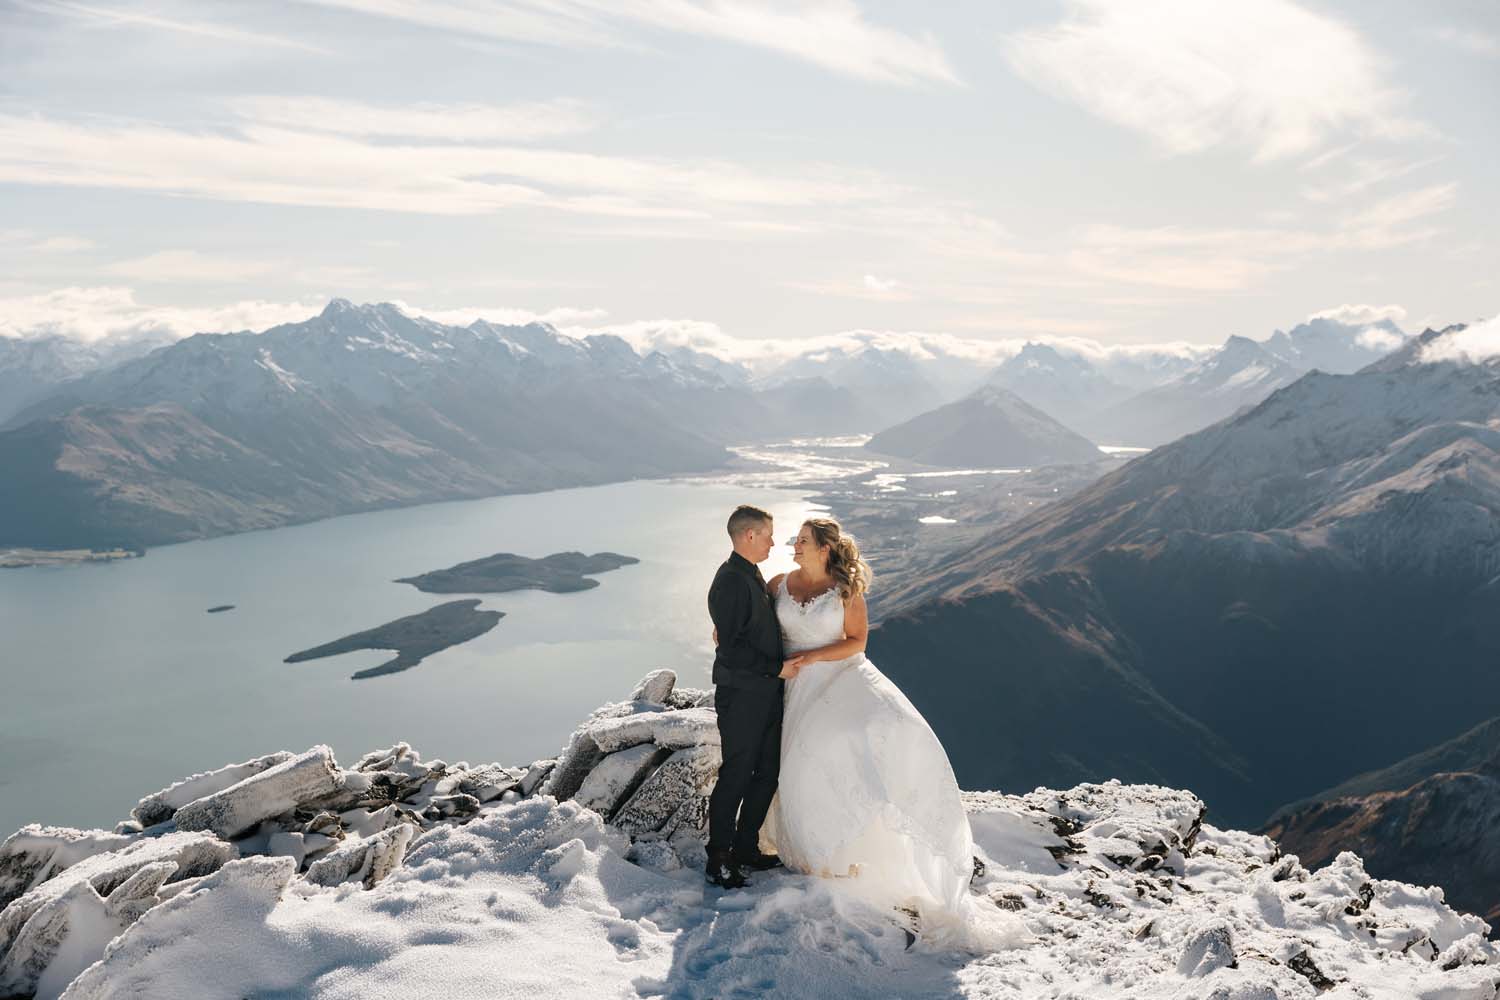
[760,578,988,939]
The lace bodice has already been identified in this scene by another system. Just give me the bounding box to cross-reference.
[775,576,847,655]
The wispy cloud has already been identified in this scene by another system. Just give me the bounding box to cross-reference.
[24,0,330,54]
[0,109,905,219]
[0,286,324,343]
[105,250,278,283]
[1300,154,1444,203]
[228,96,600,142]
[1308,303,1407,326]
[299,0,958,86]
[1428,25,1500,58]
[1339,182,1457,249]
[1003,0,1426,161]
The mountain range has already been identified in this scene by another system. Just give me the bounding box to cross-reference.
[868,323,1500,848]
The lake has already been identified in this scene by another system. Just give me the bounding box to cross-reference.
[0,476,825,837]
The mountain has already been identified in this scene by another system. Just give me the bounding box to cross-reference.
[984,343,1131,429]
[762,343,960,426]
[1263,717,1500,923]
[865,385,1103,468]
[868,324,1500,835]
[1263,315,1407,373]
[1074,335,1302,447]
[1,668,1494,998]
[0,301,752,550]
[0,334,169,426]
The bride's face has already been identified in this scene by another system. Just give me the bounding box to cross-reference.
[790,525,830,573]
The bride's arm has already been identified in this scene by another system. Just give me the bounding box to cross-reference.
[789,592,868,666]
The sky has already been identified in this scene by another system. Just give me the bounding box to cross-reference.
[0,0,1495,354]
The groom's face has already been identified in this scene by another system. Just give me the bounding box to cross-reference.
[746,519,774,563]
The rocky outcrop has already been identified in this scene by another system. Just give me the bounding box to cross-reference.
[0,670,1495,999]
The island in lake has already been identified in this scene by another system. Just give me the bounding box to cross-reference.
[284,600,504,680]
[206,605,235,614]
[395,551,639,594]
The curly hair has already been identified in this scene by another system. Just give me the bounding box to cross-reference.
[802,517,871,604]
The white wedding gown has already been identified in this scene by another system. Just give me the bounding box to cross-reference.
[760,578,987,939]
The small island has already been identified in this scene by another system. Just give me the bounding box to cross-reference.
[284,600,504,680]
[395,551,639,594]
[206,605,235,614]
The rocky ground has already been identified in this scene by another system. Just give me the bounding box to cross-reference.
[1,670,1495,999]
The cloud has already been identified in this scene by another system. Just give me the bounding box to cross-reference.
[0,286,324,343]
[1300,155,1444,203]
[1429,25,1500,58]
[1338,182,1457,249]
[300,0,959,86]
[394,302,609,327]
[105,250,278,283]
[1003,0,1426,161]
[25,0,329,54]
[1307,303,1408,326]
[1418,314,1500,363]
[1354,326,1404,352]
[0,110,905,219]
[229,97,599,142]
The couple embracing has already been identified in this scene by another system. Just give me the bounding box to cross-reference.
[705,505,992,943]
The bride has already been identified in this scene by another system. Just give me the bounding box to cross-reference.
[759,517,989,941]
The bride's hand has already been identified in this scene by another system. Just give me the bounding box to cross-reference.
[711,626,718,645]
[779,656,804,679]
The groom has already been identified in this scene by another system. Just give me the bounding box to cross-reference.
[705,504,798,889]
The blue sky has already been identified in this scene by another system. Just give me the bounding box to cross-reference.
[0,0,1495,354]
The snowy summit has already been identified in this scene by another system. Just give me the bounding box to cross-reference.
[0,668,1495,999]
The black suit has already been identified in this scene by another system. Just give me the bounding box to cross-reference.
[706,551,784,857]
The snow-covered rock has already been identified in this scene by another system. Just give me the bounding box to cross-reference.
[127,751,295,829]
[630,668,677,704]
[172,745,343,839]
[0,670,1494,999]
[304,824,417,889]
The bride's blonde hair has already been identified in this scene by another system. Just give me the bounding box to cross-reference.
[803,517,871,604]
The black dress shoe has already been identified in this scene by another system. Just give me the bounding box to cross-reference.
[733,850,784,872]
[705,853,749,889]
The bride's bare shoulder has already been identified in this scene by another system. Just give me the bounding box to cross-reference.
[767,571,788,595]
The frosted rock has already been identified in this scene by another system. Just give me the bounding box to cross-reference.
[305,824,417,889]
[518,759,555,798]
[612,745,720,838]
[173,745,344,839]
[666,686,713,709]
[0,831,233,983]
[130,751,295,828]
[629,669,676,705]
[574,744,671,821]
[0,826,136,912]
[453,763,525,804]
[588,707,719,753]
[59,856,296,1000]
[1178,919,1236,976]
[545,731,604,802]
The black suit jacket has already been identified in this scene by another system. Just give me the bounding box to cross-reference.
[708,552,784,692]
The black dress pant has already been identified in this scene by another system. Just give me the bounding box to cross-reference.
[707,682,782,857]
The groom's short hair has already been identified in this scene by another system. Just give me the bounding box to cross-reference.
[726,504,772,540]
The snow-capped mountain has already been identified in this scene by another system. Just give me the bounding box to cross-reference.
[761,342,970,425]
[1,669,1493,999]
[1075,334,1303,447]
[0,334,168,426]
[1264,716,1500,924]
[983,342,1131,429]
[0,301,770,550]
[1262,315,1408,373]
[865,384,1103,468]
[867,323,1500,845]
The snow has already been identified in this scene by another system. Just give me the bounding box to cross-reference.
[0,671,1493,999]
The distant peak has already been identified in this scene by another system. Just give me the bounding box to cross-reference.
[321,298,354,318]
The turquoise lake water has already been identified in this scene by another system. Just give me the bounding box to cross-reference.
[0,479,822,836]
